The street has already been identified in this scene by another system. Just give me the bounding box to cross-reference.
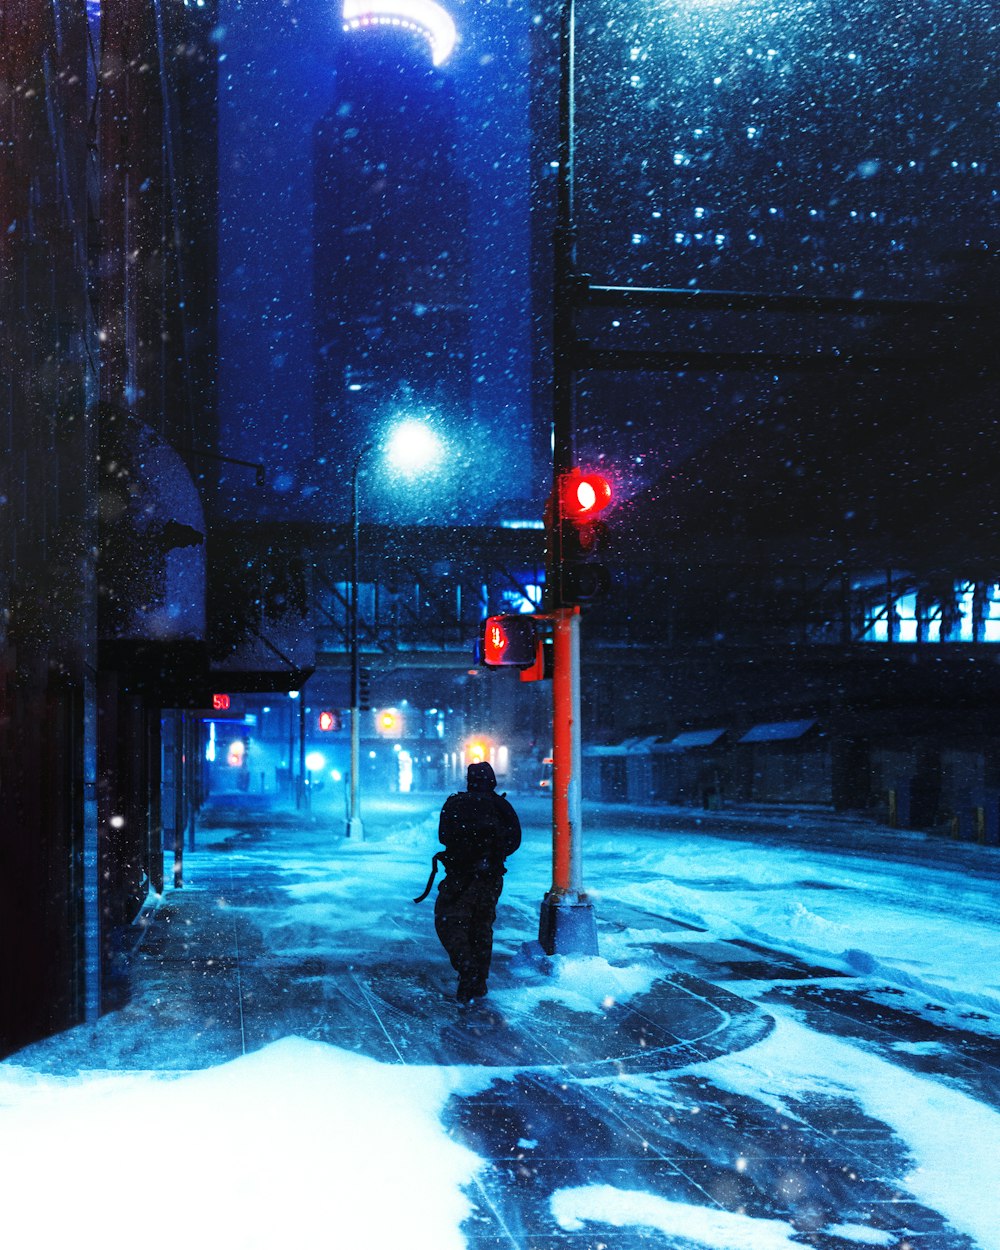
[2,791,998,1250]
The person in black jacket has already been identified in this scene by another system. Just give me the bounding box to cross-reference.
[432,761,521,1003]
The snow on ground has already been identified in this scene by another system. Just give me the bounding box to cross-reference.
[183,803,1000,1249]
[4,800,999,1248]
[0,1038,484,1250]
[498,945,661,1016]
[548,822,1000,1031]
[693,1011,1000,1250]
[585,1008,1000,1250]
[233,801,1000,1037]
[551,1184,805,1248]
[551,1187,900,1250]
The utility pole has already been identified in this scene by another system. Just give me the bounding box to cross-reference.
[538,0,599,957]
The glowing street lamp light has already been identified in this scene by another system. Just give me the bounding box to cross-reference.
[385,418,444,478]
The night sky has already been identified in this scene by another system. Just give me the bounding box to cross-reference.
[213,0,996,526]
[215,0,536,524]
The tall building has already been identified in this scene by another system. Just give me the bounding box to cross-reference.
[313,0,471,520]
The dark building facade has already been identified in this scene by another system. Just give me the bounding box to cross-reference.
[313,6,470,516]
[1,0,219,1055]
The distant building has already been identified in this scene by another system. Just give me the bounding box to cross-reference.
[313,0,470,516]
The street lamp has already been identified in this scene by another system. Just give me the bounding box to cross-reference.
[288,689,306,809]
[385,418,443,477]
[305,751,326,804]
[347,419,444,839]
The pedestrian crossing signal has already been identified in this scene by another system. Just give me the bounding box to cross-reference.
[482,615,538,667]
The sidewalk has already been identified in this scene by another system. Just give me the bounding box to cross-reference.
[17,793,771,1078]
[7,794,985,1249]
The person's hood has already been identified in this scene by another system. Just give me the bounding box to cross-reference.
[466,761,497,791]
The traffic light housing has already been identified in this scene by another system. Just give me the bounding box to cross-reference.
[358,668,372,711]
[519,635,553,683]
[481,614,538,667]
[557,469,613,606]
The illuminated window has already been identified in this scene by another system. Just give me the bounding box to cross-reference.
[342,0,458,66]
[500,584,542,615]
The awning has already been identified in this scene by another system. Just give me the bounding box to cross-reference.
[206,667,315,696]
[738,719,817,744]
[584,736,660,757]
[99,409,206,643]
[660,728,728,750]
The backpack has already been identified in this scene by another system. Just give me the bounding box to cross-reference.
[412,791,509,904]
[438,791,503,872]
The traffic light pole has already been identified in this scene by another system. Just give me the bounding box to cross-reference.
[539,0,598,957]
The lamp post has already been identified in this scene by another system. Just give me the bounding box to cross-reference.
[288,689,303,808]
[347,443,373,840]
[346,420,444,840]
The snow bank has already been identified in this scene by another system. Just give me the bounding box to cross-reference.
[571,830,1000,1027]
[496,943,660,1016]
[551,1187,896,1247]
[0,1038,481,1250]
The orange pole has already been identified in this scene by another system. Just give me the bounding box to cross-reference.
[551,605,580,896]
[539,604,596,954]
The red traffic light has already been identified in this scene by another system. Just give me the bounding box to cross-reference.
[562,469,612,520]
[318,710,339,732]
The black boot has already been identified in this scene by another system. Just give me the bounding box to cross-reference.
[457,974,488,1004]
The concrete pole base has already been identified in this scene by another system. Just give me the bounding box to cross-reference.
[539,895,599,956]
[346,816,365,840]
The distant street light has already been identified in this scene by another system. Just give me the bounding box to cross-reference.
[385,418,444,477]
[347,419,445,839]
